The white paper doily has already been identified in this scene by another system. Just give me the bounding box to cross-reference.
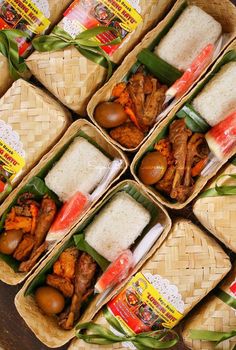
[144,273,185,313]
[0,120,25,157]
[33,0,50,18]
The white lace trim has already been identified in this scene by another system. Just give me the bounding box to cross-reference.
[0,120,25,157]
[32,0,50,18]
[144,273,185,313]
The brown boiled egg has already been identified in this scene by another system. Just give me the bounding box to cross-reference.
[94,102,128,128]
[35,286,65,315]
[138,151,167,185]
[0,230,23,255]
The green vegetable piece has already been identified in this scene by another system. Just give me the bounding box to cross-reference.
[137,49,182,86]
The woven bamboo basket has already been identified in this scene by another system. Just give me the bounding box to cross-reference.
[193,162,236,252]
[0,0,73,98]
[0,79,71,197]
[183,265,236,350]
[26,0,175,116]
[14,179,171,348]
[130,40,236,209]
[87,0,236,152]
[0,119,128,285]
[68,218,231,350]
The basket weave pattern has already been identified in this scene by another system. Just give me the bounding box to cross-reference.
[183,267,236,350]
[0,79,71,186]
[193,163,236,252]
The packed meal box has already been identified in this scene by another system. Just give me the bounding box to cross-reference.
[0,1,235,350]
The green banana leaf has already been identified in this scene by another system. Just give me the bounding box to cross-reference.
[74,234,109,271]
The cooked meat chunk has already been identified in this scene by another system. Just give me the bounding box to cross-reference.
[110,123,145,149]
[13,234,35,261]
[53,247,79,280]
[18,242,47,272]
[58,252,97,330]
[46,274,74,298]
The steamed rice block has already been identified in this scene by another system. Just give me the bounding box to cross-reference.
[45,137,111,201]
[85,192,151,261]
[155,6,222,71]
[192,62,236,126]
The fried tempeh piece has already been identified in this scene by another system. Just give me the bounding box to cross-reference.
[59,252,97,330]
[46,274,74,298]
[53,247,79,280]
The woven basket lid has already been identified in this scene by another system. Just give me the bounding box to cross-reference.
[183,266,236,350]
[193,163,236,253]
[0,79,71,184]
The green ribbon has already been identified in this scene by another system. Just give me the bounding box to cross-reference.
[0,171,12,201]
[215,288,236,310]
[200,173,236,198]
[189,329,236,347]
[76,307,179,349]
[189,288,236,348]
[0,30,29,80]
[32,26,121,80]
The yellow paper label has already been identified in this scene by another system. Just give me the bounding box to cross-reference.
[0,139,25,181]
[100,0,142,32]
[5,0,50,34]
[108,272,184,332]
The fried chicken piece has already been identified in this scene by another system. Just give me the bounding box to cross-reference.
[53,247,79,280]
[13,234,35,261]
[110,123,145,149]
[5,209,32,233]
[112,82,126,98]
[143,75,153,94]
[19,242,48,272]
[59,252,97,330]
[128,72,145,129]
[184,133,208,187]
[169,119,192,200]
[144,81,167,127]
[33,197,57,250]
[155,165,176,194]
[46,274,74,298]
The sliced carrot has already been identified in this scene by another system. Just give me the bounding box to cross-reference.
[191,157,208,177]
[112,82,127,98]
[124,106,141,129]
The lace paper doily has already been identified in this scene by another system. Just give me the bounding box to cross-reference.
[33,0,50,18]
[0,120,25,157]
[144,273,185,313]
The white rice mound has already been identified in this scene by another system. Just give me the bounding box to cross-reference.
[192,62,236,126]
[45,137,111,202]
[85,192,151,262]
[155,5,222,71]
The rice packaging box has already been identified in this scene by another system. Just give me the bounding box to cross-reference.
[0,119,128,285]
[87,0,236,152]
[131,40,236,209]
[0,0,73,97]
[68,219,231,350]
[26,0,174,115]
[183,265,236,350]
[193,159,236,252]
[0,79,71,203]
[14,180,171,347]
